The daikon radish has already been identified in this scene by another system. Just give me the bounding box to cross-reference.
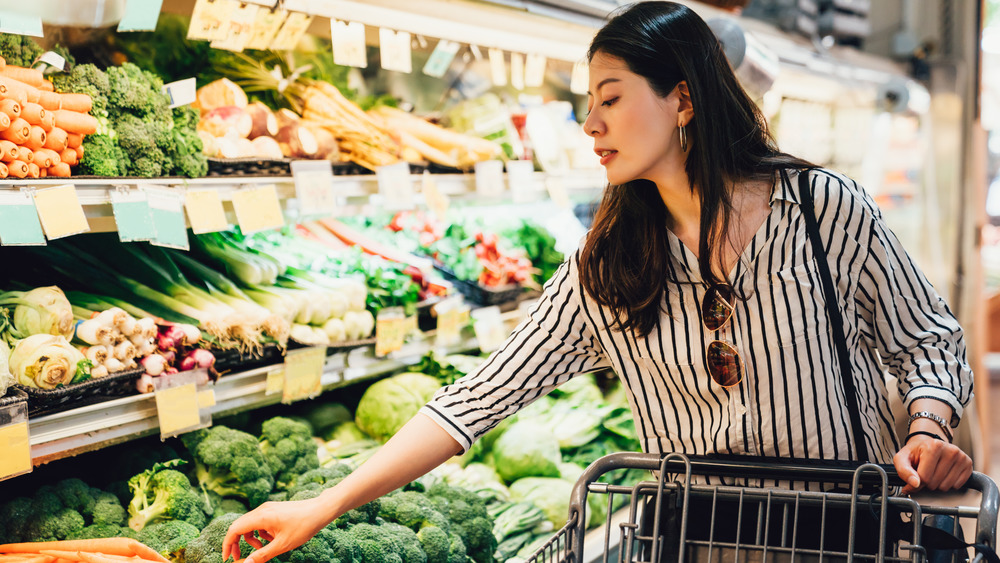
[8,159,28,178]
[20,102,44,125]
[1,117,29,144]
[25,125,46,150]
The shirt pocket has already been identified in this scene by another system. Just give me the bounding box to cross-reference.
[768,259,832,348]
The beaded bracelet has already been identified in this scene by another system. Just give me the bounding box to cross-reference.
[907,411,953,442]
[905,430,945,443]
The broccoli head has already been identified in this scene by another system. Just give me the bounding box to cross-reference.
[79,134,128,177]
[183,426,275,508]
[51,63,110,116]
[259,416,320,490]
[68,523,137,540]
[25,507,86,541]
[106,63,170,117]
[137,519,201,559]
[127,460,207,531]
[379,491,450,532]
[90,491,128,526]
[203,490,249,519]
[286,464,352,498]
[0,496,35,542]
[0,34,43,68]
[325,526,362,563]
[280,527,339,563]
[381,522,428,563]
[186,512,255,563]
[427,483,495,563]
[417,526,451,563]
[53,479,98,515]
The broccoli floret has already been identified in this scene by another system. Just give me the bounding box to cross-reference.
[25,507,86,541]
[170,128,208,178]
[417,526,451,563]
[0,497,35,541]
[382,522,427,563]
[183,426,275,509]
[447,532,467,563]
[90,491,127,526]
[113,113,171,177]
[127,461,207,531]
[186,512,255,563]
[0,35,43,68]
[79,134,127,177]
[53,479,98,515]
[325,526,361,563]
[203,491,249,519]
[335,496,382,528]
[380,491,450,532]
[427,483,496,563]
[287,464,352,497]
[51,63,110,116]
[259,416,320,490]
[68,523,137,540]
[106,63,170,117]
[137,519,201,559]
[281,527,339,563]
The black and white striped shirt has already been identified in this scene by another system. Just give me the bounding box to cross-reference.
[421,168,972,473]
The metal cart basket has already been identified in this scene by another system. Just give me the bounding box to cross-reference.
[523,452,999,563]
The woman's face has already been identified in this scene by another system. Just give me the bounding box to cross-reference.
[582,52,685,186]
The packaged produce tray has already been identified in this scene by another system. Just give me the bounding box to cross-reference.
[14,367,145,418]
[434,264,522,306]
[207,157,294,177]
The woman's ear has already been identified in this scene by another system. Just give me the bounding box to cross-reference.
[676,81,694,125]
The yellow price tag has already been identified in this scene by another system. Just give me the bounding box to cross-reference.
[283,347,325,403]
[0,421,31,479]
[155,383,200,436]
[422,171,449,218]
[33,185,90,239]
[265,368,285,396]
[197,389,216,409]
[232,184,284,234]
[375,316,407,357]
[185,190,229,234]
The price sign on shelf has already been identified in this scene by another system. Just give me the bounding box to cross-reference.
[434,297,469,347]
[332,20,368,68]
[291,160,337,216]
[506,160,535,204]
[232,184,284,234]
[421,171,449,218]
[265,367,285,396]
[472,306,507,352]
[545,176,571,209]
[0,13,43,36]
[117,0,164,32]
[375,161,414,210]
[155,383,200,437]
[110,187,154,242]
[0,189,45,246]
[33,184,90,240]
[570,61,589,95]
[145,186,189,250]
[185,189,228,234]
[0,394,31,481]
[270,11,313,51]
[525,54,547,88]
[244,8,287,50]
[163,78,197,108]
[510,52,525,91]
[379,28,412,73]
[488,48,507,87]
[187,0,238,41]
[474,160,505,198]
[423,39,460,78]
[211,2,260,52]
[282,346,325,403]
[375,307,407,357]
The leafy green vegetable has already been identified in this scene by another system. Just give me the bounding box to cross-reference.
[490,421,562,483]
[355,373,442,443]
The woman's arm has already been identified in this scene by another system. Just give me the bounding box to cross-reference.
[222,413,462,563]
[892,398,972,495]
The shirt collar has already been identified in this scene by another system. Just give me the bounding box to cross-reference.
[770,168,803,205]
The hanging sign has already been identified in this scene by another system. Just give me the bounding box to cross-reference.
[474,160,505,198]
[0,13,42,36]
[210,2,260,51]
[185,189,229,234]
[145,186,189,250]
[232,184,284,233]
[506,160,535,203]
[110,187,155,243]
[187,0,238,41]
[510,53,525,91]
[379,28,412,73]
[163,77,197,108]
[423,39,460,78]
[570,61,589,95]
[488,48,507,86]
[270,11,313,51]
[291,160,337,217]
[332,20,368,68]
[525,54,547,88]
[33,185,90,240]
[117,0,164,32]
[282,346,326,403]
[244,8,287,50]
[376,161,414,210]
[0,189,45,246]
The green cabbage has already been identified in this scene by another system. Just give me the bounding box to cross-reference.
[491,420,561,483]
[354,372,441,443]
[510,477,572,527]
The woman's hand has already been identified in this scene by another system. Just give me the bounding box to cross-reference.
[893,434,973,495]
[222,495,336,563]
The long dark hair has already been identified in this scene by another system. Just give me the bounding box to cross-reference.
[579,1,813,337]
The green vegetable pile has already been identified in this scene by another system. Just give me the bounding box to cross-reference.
[0,35,43,67]
[50,62,207,178]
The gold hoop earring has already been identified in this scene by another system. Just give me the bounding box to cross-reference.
[679,124,689,152]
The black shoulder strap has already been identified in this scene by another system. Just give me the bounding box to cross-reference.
[793,169,869,463]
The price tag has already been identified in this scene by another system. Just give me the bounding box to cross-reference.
[488,48,507,87]
[0,392,30,481]
[376,161,414,210]
[197,389,216,408]
[434,297,468,347]
[421,171,449,218]
[510,52,525,91]
[291,160,337,216]
[525,54,547,88]
[423,39,460,78]
[265,367,284,396]
[145,186,189,250]
[472,306,507,352]
[244,0,278,6]
[0,13,42,36]
[270,11,313,51]
[244,8,287,50]
[545,176,571,209]
[185,190,228,234]
[155,383,201,437]
[507,160,536,203]
[231,184,284,234]
[163,77,197,108]
[379,28,412,73]
[0,189,45,246]
[474,160,505,198]
[109,188,155,242]
[570,60,589,95]
[187,0,238,41]
[117,0,164,32]
[35,52,69,72]
[332,20,368,68]
[375,307,407,357]
[33,185,90,240]
[210,2,260,52]
[282,346,325,403]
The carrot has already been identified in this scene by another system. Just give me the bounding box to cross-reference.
[1,66,45,88]
[0,76,39,104]
[0,162,8,178]
[59,93,92,114]
[0,56,5,72]
[7,159,28,178]
[26,162,38,178]
[0,540,150,558]
[0,139,17,161]
[18,147,32,164]
[66,132,82,148]
[32,148,58,168]
[1,117,30,144]
[44,127,67,151]
[36,91,61,111]
[48,162,70,177]
[38,167,45,178]
[0,112,10,130]
[25,126,45,150]
[38,80,54,92]
[0,98,21,119]
[58,148,75,166]
[53,110,96,135]
[75,144,83,159]
[20,102,44,125]
[0,556,55,563]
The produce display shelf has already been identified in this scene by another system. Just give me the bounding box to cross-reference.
[27,333,481,467]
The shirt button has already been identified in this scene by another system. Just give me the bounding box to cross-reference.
[736,404,747,416]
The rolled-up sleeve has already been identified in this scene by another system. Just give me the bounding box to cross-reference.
[855,192,973,426]
[420,252,611,452]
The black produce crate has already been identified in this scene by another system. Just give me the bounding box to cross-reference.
[207,157,294,177]
[0,386,28,410]
[212,343,285,374]
[434,264,522,306]
[14,367,145,417]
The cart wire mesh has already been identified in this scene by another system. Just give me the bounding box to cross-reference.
[521,452,999,563]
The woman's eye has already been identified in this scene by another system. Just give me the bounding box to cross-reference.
[601,97,619,107]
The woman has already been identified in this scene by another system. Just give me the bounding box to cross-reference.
[224,3,973,562]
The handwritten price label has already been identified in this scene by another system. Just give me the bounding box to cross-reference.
[282,346,325,403]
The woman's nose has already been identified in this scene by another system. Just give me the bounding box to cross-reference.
[583,112,602,137]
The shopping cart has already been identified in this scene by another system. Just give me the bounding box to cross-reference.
[522,452,998,563]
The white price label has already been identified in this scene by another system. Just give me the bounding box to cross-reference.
[376,162,414,210]
[472,306,507,353]
[506,160,535,203]
[187,0,238,40]
[423,39,460,78]
[210,2,260,52]
[291,160,337,216]
[570,60,589,95]
[332,20,368,68]
[421,171,449,218]
[510,52,525,91]
[163,77,197,108]
[379,28,412,73]
[270,11,313,51]
[525,54,547,88]
[244,8,287,50]
[488,48,507,87]
[474,160,505,198]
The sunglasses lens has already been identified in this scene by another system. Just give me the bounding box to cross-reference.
[702,286,735,332]
[706,340,743,387]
